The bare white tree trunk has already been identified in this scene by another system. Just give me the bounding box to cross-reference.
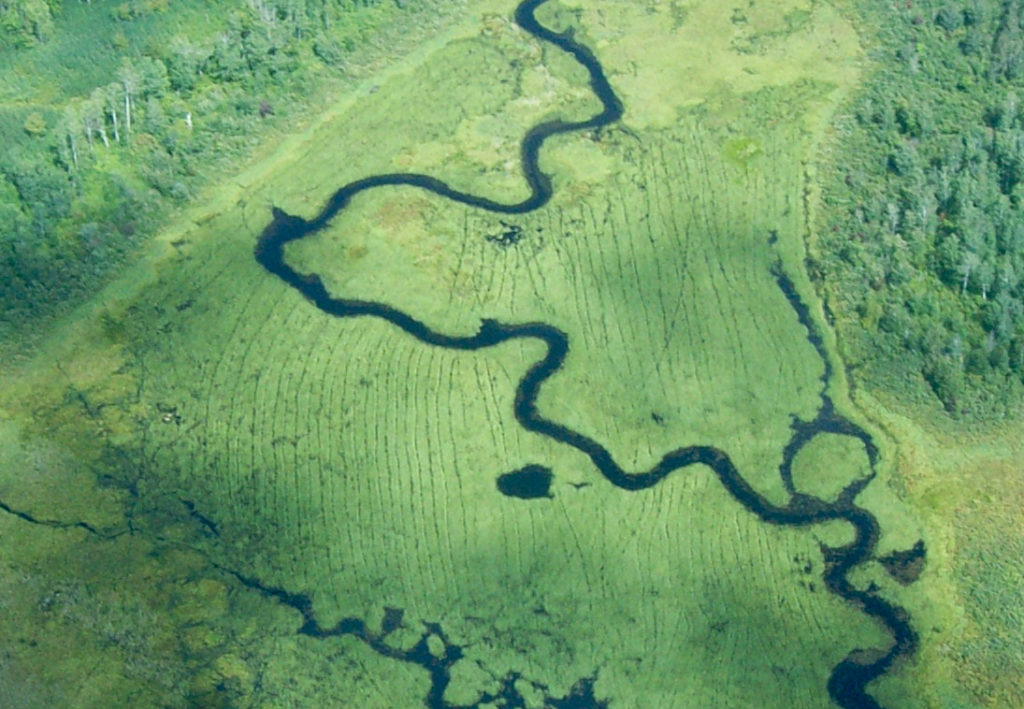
[960,251,979,295]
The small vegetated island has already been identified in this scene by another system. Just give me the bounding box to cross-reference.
[0,0,1021,708]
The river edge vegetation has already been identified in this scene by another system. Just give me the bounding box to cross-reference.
[0,0,1022,707]
[0,0,460,349]
[814,0,1024,703]
[3,0,904,705]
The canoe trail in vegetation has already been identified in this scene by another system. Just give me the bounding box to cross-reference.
[251,0,919,706]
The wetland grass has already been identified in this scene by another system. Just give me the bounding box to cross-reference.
[0,1,959,706]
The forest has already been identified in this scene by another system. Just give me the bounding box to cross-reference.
[0,0,423,339]
[814,0,1024,420]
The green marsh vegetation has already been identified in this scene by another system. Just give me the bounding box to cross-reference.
[0,0,1009,707]
[810,0,1024,704]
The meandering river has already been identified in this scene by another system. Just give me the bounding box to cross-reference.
[253,1,917,705]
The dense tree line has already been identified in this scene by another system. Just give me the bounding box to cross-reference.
[0,0,54,48]
[814,0,1024,419]
[1,0,421,333]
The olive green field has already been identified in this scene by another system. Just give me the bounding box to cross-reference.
[0,1,1021,707]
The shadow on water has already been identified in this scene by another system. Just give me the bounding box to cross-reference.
[248,0,918,705]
